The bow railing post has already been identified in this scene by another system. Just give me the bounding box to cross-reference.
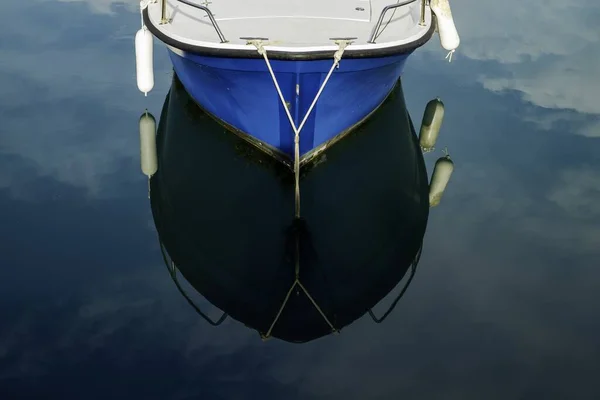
[419,0,426,26]
[368,0,418,44]
[161,0,169,24]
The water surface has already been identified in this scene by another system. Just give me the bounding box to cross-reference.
[1,1,599,398]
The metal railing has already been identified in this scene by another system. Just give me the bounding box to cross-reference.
[161,0,228,43]
[161,0,427,47]
[368,0,426,44]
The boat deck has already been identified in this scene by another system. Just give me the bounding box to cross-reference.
[146,0,432,52]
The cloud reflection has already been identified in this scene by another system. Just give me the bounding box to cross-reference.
[0,0,171,198]
[53,0,139,14]
[428,1,600,129]
[548,167,600,220]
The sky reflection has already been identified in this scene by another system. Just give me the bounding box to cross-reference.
[0,0,599,398]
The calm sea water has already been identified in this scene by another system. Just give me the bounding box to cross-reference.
[1,1,600,399]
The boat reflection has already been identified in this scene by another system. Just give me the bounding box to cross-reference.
[143,75,450,343]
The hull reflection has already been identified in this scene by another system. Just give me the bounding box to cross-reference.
[149,75,431,343]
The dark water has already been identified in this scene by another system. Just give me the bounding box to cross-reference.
[1,1,600,398]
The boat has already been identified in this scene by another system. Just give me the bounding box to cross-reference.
[137,74,454,342]
[135,0,459,167]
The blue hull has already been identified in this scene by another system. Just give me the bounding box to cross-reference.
[168,49,412,160]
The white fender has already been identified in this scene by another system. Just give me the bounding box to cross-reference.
[429,154,454,207]
[419,98,445,152]
[140,111,158,177]
[430,0,460,57]
[135,28,154,95]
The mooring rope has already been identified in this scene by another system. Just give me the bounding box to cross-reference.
[249,39,350,218]
[262,229,338,340]
[245,39,352,340]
